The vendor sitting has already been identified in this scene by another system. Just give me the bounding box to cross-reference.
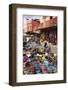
[44,42,51,53]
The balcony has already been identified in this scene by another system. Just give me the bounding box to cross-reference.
[38,17,57,30]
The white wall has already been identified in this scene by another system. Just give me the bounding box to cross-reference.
[0,0,68,90]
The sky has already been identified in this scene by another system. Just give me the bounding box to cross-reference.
[23,15,42,20]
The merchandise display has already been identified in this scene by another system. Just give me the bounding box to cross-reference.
[23,36,57,74]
